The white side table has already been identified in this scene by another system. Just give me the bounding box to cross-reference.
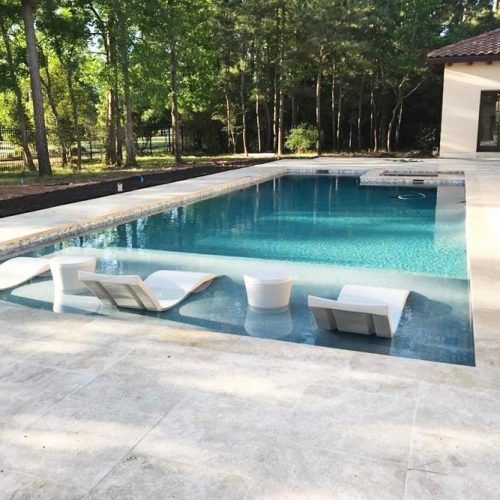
[243,267,292,310]
[50,255,97,293]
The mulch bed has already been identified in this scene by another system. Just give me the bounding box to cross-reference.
[0,159,273,218]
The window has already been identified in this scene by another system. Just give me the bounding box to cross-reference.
[477,90,500,152]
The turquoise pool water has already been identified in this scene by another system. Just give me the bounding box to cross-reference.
[60,176,467,278]
[2,175,474,365]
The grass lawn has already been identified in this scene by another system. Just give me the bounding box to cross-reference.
[0,150,430,187]
[0,153,286,186]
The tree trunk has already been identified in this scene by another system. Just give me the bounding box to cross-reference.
[357,76,365,150]
[349,117,353,151]
[253,47,262,153]
[21,0,52,176]
[16,99,37,172]
[170,39,181,163]
[240,65,248,157]
[116,103,123,166]
[272,66,278,152]
[395,101,404,148]
[66,68,82,169]
[369,91,374,151]
[336,88,343,151]
[92,4,117,166]
[370,88,377,152]
[386,101,399,152]
[50,35,80,169]
[255,98,262,153]
[41,65,68,166]
[291,95,297,129]
[264,99,272,152]
[315,64,322,155]
[0,20,36,172]
[106,88,118,165]
[276,1,285,156]
[277,86,284,156]
[331,69,336,150]
[379,105,389,152]
[122,64,136,166]
[224,91,231,153]
[224,91,236,154]
[116,9,136,167]
[114,66,123,167]
[105,24,118,166]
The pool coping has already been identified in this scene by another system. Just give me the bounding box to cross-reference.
[0,157,499,375]
[0,166,284,259]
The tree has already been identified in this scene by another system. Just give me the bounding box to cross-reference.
[0,3,36,171]
[116,1,136,166]
[21,0,52,175]
[300,0,349,155]
[1,0,498,167]
[85,0,123,166]
[39,1,92,169]
[140,0,215,162]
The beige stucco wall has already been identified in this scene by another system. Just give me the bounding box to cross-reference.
[440,61,500,158]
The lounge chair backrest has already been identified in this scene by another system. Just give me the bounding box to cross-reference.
[78,271,163,311]
[0,257,51,291]
[308,295,390,336]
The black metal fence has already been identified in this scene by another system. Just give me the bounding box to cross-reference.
[0,126,175,171]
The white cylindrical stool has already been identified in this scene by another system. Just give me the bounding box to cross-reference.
[50,255,97,293]
[243,267,292,310]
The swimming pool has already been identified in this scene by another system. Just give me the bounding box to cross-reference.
[1,175,474,365]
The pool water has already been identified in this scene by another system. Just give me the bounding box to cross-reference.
[58,176,467,278]
[2,175,474,365]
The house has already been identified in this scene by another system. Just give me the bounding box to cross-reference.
[428,28,500,158]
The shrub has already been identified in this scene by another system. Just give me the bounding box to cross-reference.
[416,126,438,153]
[285,124,317,154]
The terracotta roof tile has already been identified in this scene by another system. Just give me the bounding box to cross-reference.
[427,28,500,62]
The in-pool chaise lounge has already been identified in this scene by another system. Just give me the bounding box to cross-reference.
[78,270,219,312]
[308,284,410,338]
[0,257,51,291]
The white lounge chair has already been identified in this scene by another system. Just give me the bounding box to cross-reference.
[78,270,219,312]
[308,284,410,338]
[0,257,51,291]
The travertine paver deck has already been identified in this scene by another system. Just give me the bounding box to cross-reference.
[0,157,499,499]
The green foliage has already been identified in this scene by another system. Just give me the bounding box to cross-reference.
[416,126,438,153]
[285,124,317,154]
[0,0,499,168]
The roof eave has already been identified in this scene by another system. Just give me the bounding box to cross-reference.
[427,54,500,65]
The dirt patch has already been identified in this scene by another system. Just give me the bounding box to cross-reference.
[0,159,273,218]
